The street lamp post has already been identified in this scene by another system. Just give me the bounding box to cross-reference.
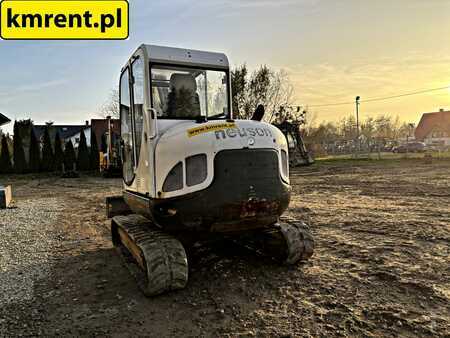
[355,96,360,155]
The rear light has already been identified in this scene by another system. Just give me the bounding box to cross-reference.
[186,154,207,187]
[162,162,183,192]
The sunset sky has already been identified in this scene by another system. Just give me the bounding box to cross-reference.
[0,0,449,134]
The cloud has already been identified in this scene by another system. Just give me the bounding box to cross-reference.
[0,79,68,103]
[152,0,320,20]
[288,54,450,102]
[284,53,450,121]
[219,0,316,9]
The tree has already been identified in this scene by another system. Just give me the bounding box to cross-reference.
[361,117,376,139]
[338,115,358,140]
[231,65,294,122]
[307,122,339,145]
[54,132,64,172]
[90,130,100,171]
[0,135,12,174]
[41,127,54,172]
[100,88,119,118]
[398,122,413,139]
[266,70,295,123]
[64,140,76,171]
[28,128,40,173]
[13,121,27,174]
[231,64,248,117]
[77,130,90,171]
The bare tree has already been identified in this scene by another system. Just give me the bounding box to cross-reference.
[266,70,295,123]
[231,65,295,121]
[99,88,120,119]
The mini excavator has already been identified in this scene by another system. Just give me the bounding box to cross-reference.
[106,45,314,296]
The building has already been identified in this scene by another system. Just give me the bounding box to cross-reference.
[91,117,120,152]
[16,117,121,156]
[33,121,91,149]
[415,109,450,146]
[64,126,91,149]
[0,113,10,127]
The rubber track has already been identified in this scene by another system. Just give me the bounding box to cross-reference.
[111,214,188,296]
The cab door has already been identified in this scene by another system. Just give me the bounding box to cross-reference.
[120,50,156,196]
[119,67,135,186]
[130,55,155,195]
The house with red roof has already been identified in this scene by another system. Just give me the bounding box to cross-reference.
[415,109,450,146]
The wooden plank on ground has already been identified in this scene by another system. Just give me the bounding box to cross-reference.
[0,185,12,209]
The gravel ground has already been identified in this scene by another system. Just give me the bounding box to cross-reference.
[0,198,62,305]
[0,196,64,335]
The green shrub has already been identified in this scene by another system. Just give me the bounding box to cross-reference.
[54,132,64,172]
[0,135,13,174]
[64,140,76,171]
[77,130,90,171]
[13,121,27,174]
[28,128,41,173]
[41,127,54,172]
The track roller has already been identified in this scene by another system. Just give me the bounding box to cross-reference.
[111,214,188,296]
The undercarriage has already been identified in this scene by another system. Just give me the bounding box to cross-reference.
[110,213,314,296]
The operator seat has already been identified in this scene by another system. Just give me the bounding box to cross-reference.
[167,74,201,118]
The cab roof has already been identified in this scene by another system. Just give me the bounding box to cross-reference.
[123,44,229,71]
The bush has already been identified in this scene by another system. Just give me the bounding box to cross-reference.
[13,121,27,174]
[77,130,90,171]
[0,135,13,174]
[28,128,41,173]
[41,127,54,171]
[64,140,76,171]
[54,132,64,172]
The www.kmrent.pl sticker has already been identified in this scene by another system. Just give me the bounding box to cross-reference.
[0,0,129,40]
[187,123,236,138]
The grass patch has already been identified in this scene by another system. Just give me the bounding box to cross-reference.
[313,152,450,167]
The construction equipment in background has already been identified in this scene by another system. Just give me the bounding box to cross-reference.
[273,120,314,166]
[253,105,313,166]
[106,44,314,296]
[100,116,122,177]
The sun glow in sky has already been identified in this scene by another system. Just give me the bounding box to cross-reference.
[0,0,449,134]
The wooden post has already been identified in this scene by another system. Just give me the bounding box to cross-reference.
[0,185,12,209]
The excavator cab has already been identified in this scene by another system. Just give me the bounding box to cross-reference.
[118,45,232,199]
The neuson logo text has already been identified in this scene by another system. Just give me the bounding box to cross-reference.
[215,127,273,140]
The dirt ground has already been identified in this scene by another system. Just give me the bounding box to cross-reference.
[1,158,449,337]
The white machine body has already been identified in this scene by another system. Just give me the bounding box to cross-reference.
[119,44,289,201]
